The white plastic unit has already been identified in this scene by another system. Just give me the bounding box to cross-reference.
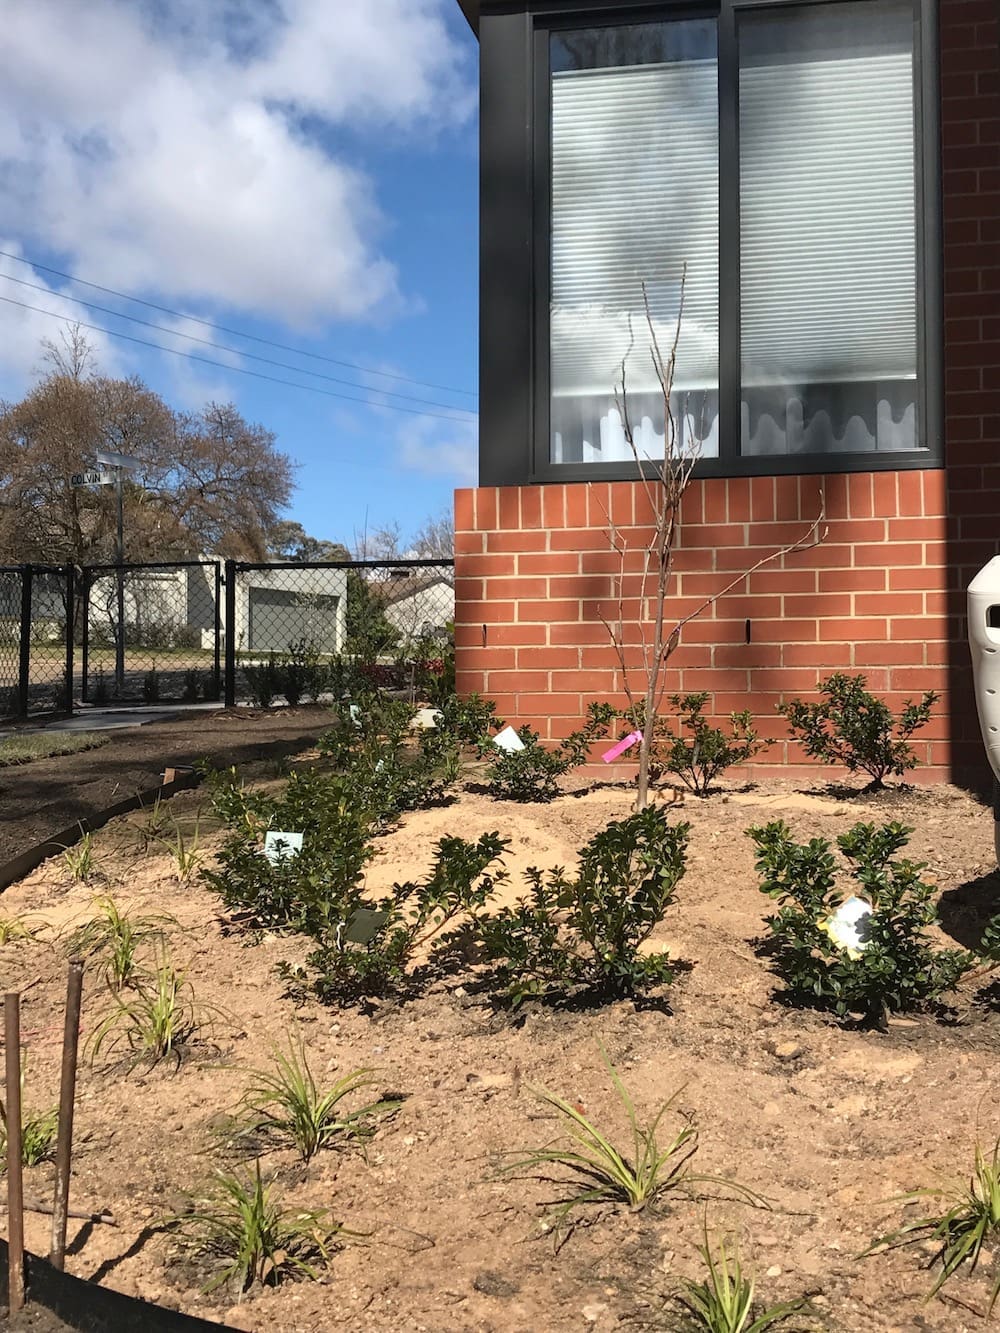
[968,555,1000,859]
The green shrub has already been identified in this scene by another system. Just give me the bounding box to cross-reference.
[480,702,617,802]
[203,770,375,937]
[641,693,768,796]
[437,691,501,747]
[778,672,937,790]
[279,639,325,707]
[182,668,201,703]
[319,695,460,826]
[243,654,280,709]
[750,819,971,1026]
[142,669,160,703]
[296,831,508,1004]
[481,804,688,1005]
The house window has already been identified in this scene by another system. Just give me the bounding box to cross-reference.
[543,0,937,475]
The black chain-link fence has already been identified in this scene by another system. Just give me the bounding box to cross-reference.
[0,558,454,722]
[0,565,74,722]
[81,562,222,705]
[224,559,455,706]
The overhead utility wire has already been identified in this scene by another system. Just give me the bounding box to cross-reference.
[0,273,476,417]
[0,249,478,400]
[0,294,478,426]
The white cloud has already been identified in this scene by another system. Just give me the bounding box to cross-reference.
[0,242,120,394]
[0,0,474,328]
[397,414,478,485]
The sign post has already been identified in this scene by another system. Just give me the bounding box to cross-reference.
[94,452,140,694]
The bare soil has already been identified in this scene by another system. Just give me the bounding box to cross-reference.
[2,748,1000,1332]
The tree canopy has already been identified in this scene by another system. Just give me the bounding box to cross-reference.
[0,334,295,564]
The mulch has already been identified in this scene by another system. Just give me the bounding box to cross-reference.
[0,707,330,873]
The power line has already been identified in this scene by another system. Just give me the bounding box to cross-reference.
[0,294,479,426]
[0,272,476,416]
[0,248,478,400]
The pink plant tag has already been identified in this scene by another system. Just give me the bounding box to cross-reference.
[601,730,643,763]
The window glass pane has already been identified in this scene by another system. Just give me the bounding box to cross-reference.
[739,2,919,456]
[550,21,719,466]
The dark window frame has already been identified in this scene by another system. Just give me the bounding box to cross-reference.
[483,0,942,485]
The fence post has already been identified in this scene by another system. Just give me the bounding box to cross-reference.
[211,562,222,701]
[16,565,33,720]
[80,568,90,704]
[63,563,75,715]
[223,560,237,708]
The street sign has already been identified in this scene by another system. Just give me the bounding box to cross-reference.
[71,471,114,487]
[95,450,140,471]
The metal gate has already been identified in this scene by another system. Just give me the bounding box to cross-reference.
[80,561,222,704]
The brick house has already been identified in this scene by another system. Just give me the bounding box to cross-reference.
[453,0,1000,786]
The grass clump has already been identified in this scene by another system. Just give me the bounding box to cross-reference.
[156,813,204,882]
[866,1136,1000,1315]
[171,1161,342,1292]
[0,731,109,768]
[479,702,616,802]
[238,1038,401,1162]
[481,804,687,1005]
[778,671,936,790]
[670,1229,813,1331]
[504,1046,758,1229]
[65,895,175,991]
[0,914,41,945]
[62,831,97,883]
[0,1099,58,1172]
[750,819,971,1027]
[90,953,217,1067]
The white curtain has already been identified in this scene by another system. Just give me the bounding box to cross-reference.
[550,37,719,463]
[739,2,918,453]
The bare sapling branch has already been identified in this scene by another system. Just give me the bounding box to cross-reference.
[598,271,828,810]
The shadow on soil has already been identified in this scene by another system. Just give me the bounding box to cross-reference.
[938,870,1000,950]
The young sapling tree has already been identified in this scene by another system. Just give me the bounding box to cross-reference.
[599,273,826,808]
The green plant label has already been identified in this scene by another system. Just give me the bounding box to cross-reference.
[343,907,390,945]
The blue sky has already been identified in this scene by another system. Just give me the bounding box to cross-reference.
[0,0,479,550]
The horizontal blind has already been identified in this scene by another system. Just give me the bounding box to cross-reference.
[551,57,719,401]
[739,5,917,388]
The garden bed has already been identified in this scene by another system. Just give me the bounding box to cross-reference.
[2,763,1000,1331]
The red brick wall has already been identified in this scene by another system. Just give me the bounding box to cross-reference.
[455,474,952,782]
[455,0,1000,787]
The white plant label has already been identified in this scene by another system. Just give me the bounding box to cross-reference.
[821,895,873,957]
[493,725,526,753]
[264,831,303,865]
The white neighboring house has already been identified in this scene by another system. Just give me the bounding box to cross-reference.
[87,563,348,655]
[383,573,455,645]
[231,565,347,655]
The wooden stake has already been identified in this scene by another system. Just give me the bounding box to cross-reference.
[4,991,25,1314]
[49,960,84,1270]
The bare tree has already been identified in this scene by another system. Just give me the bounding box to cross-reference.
[0,334,294,564]
[412,510,454,560]
[601,281,827,810]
